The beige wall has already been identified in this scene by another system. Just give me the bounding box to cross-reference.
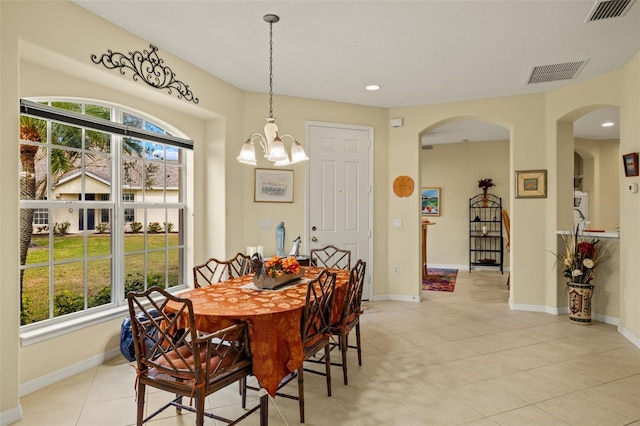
[237,92,388,293]
[547,60,640,341]
[2,1,234,419]
[618,54,640,340]
[420,139,510,268]
[389,95,547,306]
[2,1,639,423]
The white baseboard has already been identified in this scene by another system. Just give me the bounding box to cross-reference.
[593,312,620,326]
[618,325,640,349]
[19,347,122,397]
[371,293,420,303]
[0,405,23,426]
[510,303,639,347]
[429,263,466,270]
[510,303,553,313]
[429,263,511,273]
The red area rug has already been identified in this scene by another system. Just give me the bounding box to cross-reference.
[423,268,458,292]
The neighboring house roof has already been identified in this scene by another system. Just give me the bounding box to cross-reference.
[46,154,180,191]
[55,170,110,188]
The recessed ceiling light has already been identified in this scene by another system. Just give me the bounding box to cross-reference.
[601,121,615,127]
[365,84,380,91]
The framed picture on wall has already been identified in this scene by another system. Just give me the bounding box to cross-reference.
[515,170,547,198]
[254,168,294,203]
[622,153,639,177]
[421,187,441,216]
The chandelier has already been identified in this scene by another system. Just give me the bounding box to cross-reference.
[237,14,309,166]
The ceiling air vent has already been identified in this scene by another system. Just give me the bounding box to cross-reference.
[527,61,588,84]
[586,0,635,21]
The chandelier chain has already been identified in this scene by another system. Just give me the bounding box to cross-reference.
[268,20,274,119]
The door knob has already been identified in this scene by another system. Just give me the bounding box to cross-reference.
[311,236,318,242]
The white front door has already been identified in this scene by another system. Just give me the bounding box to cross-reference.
[306,122,373,300]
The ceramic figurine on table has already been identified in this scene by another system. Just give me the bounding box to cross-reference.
[289,235,301,257]
[251,253,265,279]
[276,221,285,257]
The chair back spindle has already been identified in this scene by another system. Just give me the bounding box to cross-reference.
[193,252,251,287]
[309,245,351,270]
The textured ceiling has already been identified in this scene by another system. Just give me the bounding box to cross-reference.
[74,0,639,142]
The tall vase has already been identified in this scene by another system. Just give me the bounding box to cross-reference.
[567,282,594,325]
[481,188,489,207]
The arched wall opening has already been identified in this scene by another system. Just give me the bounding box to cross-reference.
[418,116,512,294]
[555,104,622,323]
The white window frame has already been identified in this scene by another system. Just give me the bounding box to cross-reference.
[19,98,192,344]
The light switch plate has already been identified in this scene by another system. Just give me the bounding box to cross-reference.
[259,219,273,229]
[628,183,638,193]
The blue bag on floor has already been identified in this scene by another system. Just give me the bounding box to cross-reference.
[119,308,161,362]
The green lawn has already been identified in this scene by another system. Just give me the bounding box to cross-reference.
[22,233,181,324]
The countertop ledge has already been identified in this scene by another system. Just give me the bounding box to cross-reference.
[556,230,619,239]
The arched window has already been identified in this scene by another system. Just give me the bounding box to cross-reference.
[19,98,191,328]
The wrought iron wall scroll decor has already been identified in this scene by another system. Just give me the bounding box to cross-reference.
[91,44,199,104]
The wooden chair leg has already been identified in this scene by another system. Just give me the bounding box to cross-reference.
[175,394,182,414]
[136,382,145,426]
[259,393,269,426]
[240,376,247,408]
[195,394,205,426]
[297,366,305,423]
[355,322,362,366]
[324,344,332,396]
[341,332,349,385]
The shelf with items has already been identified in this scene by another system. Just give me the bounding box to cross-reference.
[469,193,503,273]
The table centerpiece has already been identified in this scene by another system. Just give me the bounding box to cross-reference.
[251,254,304,289]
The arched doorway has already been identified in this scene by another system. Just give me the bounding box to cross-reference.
[556,105,622,323]
[419,117,512,296]
[573,106,621,232]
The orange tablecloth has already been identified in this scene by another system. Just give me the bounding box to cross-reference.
[165,267,350,397]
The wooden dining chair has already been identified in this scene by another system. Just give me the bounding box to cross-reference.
[307,259,366,385]
[309,245,351,270]
[330,259,366,385]
[245,269,336,423]
[126,286,268,426]
[193,252,251,287]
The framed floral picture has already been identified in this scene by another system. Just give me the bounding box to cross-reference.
[254,168,294,203]
[515,169,547,198]
[421,187,440,216]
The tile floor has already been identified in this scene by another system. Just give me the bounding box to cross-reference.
[17,270,640,425]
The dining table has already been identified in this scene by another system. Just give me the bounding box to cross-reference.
[164,266,350,397]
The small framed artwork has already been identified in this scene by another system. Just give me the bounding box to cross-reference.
[515,170,547,198]
[622,153,639,177]
[254,168,294,203]
[421,187,441,216]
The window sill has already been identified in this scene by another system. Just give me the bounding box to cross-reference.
[20,305,130,347]
[20,286,191,347]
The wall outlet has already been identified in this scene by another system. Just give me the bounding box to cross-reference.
[393,265,399,274]
[392,218,402,228]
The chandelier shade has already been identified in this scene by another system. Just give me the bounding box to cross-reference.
[237,14,309,166]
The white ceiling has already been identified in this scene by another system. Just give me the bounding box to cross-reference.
[74,0,639,143]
